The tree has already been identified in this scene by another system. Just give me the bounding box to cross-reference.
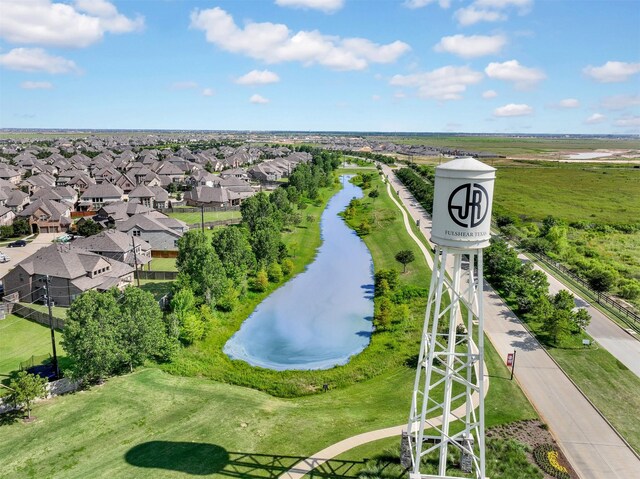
[62,290,123,382]
[211,226,255,285]
[571,308,591,332]
[77,219,103,237]
[9,371,47,419]
[250,218,281,266]
[587,264,618,293]
[12,217,31,236]
[241,192,278,233]
[176,230,227,305]
[251,269,269,292]
[114,287,167,370]
[63,288,169,382]
[0,225,13,239]
[395,250,415,273]
[267,262,283,283]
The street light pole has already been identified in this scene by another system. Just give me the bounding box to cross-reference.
[45,275,60,379]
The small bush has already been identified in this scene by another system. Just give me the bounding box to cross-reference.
[267,262,283,283]
[251,269,269,292]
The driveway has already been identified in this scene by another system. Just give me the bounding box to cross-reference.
[0,233,60,281]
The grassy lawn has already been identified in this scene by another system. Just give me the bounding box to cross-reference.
[17,303,68,320]
[166,209,241,225]
[0,333,537,479]
[139,280,174,301]
[0,315,65,396]
[551,346,640,454]
[147,257,177,271]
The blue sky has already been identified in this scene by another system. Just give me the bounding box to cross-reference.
[0,0,639,134]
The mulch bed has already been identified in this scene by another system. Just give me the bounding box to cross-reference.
[487,419,578,479]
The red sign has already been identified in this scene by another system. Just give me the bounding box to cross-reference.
[507,353,514,367]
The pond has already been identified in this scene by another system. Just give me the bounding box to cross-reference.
[223,177,374,371]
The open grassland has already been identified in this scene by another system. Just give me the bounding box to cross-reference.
[493,165,640,225]
[380,135,640,157]
[0,316,66,397]
[165,209,241,225]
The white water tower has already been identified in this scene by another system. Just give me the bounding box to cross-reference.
[405,157,495,479]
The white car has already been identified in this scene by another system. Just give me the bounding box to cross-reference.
[0,253,10,263]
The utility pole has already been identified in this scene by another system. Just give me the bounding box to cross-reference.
[131,236,140,287]
[45,275,60,379]
[201,204,205,232]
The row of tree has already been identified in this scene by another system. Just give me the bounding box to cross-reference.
[395,167,434,215]
[484,238,590,345]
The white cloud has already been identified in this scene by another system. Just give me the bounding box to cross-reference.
[171,81,198,90]
[583,61,640,83]
[434,34,506,58]
[0,0,144,48]
[250,94,270,104]
[372,94,381,101]
[390,65,483,101]
[454,6,506,26]
[275,0,344,13]
[475,0,533,10]
[557,98,580,108]
[485,60,545,88]
[600,94,640,111]
[20,81,53,89]
[613,115,640,128]
[404,0,451,8]
[202,88,214,97]
[236,70,281,85]
[494,103,533,116]
[482,89,498,99]
[0,48,79,74]
[454,0,532,26]
[394,91,407,99]
[190,7,409,71]
[585,113,606,124]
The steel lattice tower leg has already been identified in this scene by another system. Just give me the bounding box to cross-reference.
[406,245,486,479]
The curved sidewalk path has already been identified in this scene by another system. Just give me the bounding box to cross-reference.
[382,165,640,479]
[280,176,488,479]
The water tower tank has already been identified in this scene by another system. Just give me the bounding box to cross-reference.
[431,157,496,249]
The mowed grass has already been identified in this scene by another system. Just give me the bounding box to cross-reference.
[147,257,177,271]
[0,328,538,479]
[165,209,241,225]
[551,347,640,454]
[493,166,640,224]
[0,315,66,397]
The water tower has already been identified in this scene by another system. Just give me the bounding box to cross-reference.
[404,157,495,479]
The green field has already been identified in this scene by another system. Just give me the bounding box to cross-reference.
[493,165,640,225]
[166,209,241,225]
[381,135,640,156]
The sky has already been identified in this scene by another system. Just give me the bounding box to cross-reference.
[0,0,639,134]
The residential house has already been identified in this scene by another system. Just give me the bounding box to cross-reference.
[72,229,152,268]
[0,205,16,227]
[0,167,22,185]
[2,244,134,307]
[183,185,244,207]
[79,183,124,211]
[93,201,153,227]
[116,213,187,250]
[5,189,30,213]
[18,198,72,233]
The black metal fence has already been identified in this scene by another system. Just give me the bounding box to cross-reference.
[527,251,640,332]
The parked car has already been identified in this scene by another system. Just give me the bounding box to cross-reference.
[7,240,27,247]
[0,253,10,263]
[54,234,72,243]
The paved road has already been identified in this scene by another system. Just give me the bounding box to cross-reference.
[525,256,640,377]
[381,165,640,479]
[0,233,59,281]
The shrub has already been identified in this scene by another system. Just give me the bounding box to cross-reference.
[267,262,283,283]
[251,269,269,292]
[281,258,294,276]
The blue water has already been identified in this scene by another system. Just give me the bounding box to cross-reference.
[223,177,374,370]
